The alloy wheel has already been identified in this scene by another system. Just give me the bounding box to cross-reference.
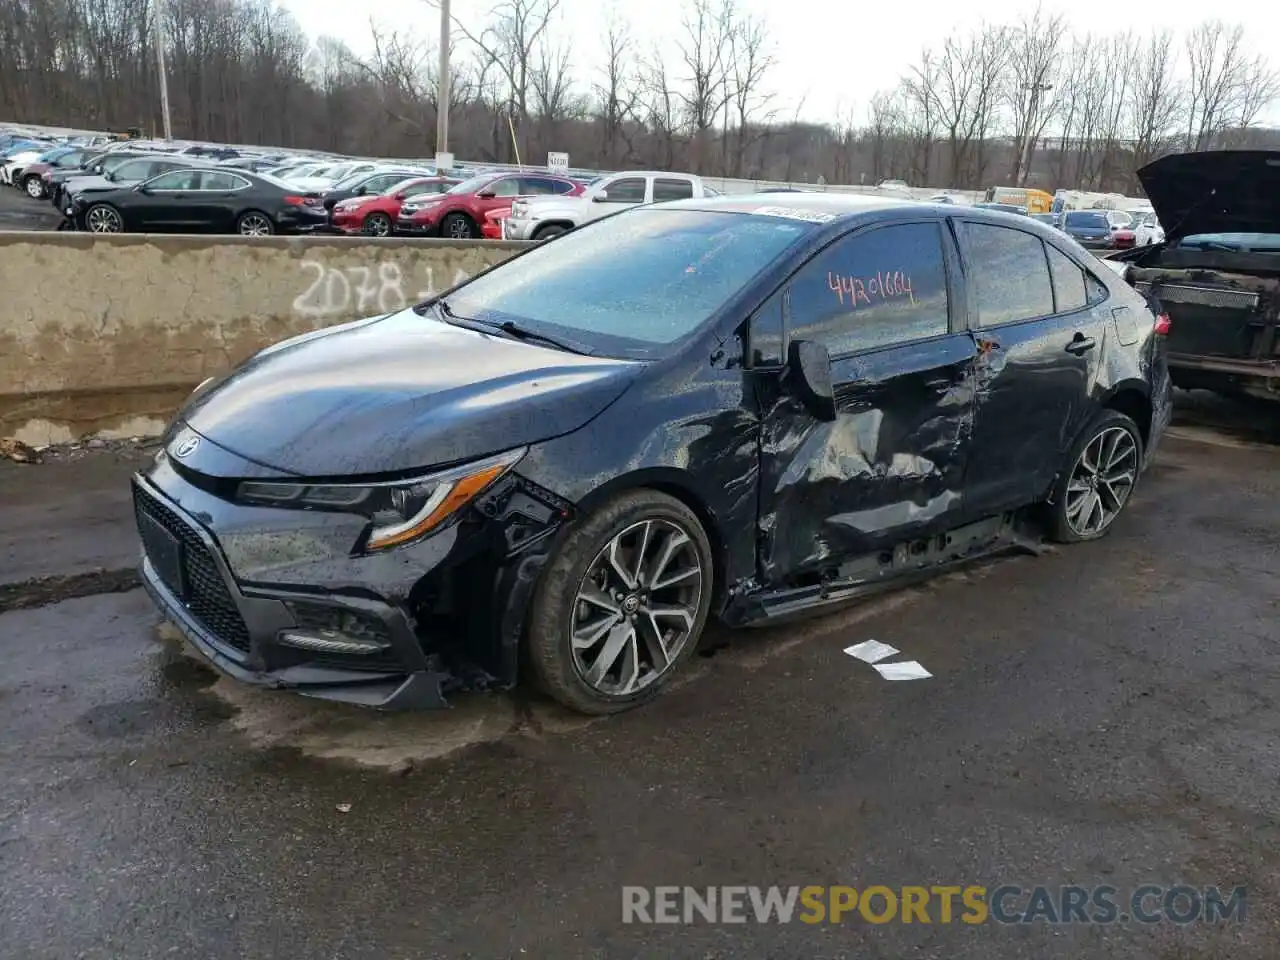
[446,217,473,239]
[569,518,704,697]
[239,213,272,236]
[365,214,391,237]
[25,178,42,198]
[1064,425,1138,537]
[86,206,122,233]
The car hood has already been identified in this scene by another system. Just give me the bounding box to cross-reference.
[1136,150,1280,241]
[181,308,642,478]
[63,174,119,195]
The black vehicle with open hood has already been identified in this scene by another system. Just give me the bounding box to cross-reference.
[1108,150,1280,402]
[133,194,1169,714]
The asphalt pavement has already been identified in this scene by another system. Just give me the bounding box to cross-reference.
[0,181,60,231]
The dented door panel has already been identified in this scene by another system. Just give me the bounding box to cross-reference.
[757,333,978,585]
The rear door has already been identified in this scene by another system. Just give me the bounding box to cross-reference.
[756,218,979,583]
[955,220,1110,515]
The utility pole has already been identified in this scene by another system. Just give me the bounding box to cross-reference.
[436,0,450,164]
[1018,82,1052,186]
[155,2,173,140]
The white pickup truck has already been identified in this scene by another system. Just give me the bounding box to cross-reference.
[502,170,713,241]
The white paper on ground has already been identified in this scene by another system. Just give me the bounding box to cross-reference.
[872,660,932,681]
[843,640,900,664]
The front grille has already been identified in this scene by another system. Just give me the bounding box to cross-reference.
[133,484,252,657]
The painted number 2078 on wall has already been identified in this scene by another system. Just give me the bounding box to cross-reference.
[291,260,472,319]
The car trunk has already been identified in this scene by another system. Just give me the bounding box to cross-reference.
[1126,249,1280,398]
[1127,151,1280,400]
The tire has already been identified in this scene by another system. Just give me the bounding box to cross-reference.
[84,203,123,233]
[363,212,392,237]
[236,210,274,236]
[526,490,715,715]
[1047,409,1143,544]
[23,175,44,199]
[440,212,476,240]
[532,223,568,241]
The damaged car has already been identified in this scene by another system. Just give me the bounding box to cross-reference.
[134,195,1171,714]
[1107,150,1280,402]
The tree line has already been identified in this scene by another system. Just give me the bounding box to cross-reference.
[0,0,1276,194]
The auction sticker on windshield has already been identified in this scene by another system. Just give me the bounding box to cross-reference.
[751,205,837,223]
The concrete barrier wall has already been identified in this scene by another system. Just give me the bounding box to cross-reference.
[0,232,526,445]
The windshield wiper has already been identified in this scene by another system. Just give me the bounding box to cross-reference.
[432,299,592,355]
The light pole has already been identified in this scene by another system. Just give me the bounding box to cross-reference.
[155,2,172,140]
[1018,81,1051,186]
[436,0,450,164]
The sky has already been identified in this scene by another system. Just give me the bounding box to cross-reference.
[277,0,1280,127]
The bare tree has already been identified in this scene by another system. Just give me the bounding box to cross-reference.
[927,27,1006,188]
[899,51,942,185]
[1128,31,1182,180]
[591,9,641,166]
[1006,6,1065,184]
[723,9,774,177]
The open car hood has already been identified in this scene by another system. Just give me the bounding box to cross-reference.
[1137,150,1280,241]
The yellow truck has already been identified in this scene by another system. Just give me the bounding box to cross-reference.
[983,186,1054,214]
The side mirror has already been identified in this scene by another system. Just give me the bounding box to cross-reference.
[135,185,151,194]
[355,186,367,195]
[476,189,495,198]
[592,190,608,202]
[785,339,837,421]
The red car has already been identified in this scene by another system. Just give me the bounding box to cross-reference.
[1112,228,1137,250]
[481,205,512,240]
[329,177,459,236]
[396,171,582,239]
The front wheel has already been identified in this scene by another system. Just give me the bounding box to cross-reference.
[526,490,714,714]
[363,212,392,237]
[24,175,44,199]
[85,203,123,233]
[532,223,568,241]
[1047,410,1143,543]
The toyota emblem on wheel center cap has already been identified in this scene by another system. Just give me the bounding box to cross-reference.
[173,435,201,459]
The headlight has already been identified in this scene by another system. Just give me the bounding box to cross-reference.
[236,447,526,552]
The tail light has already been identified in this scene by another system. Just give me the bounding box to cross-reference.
[284,194,322,208]
[1153,312,1171,336]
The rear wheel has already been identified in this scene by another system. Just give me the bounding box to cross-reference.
[363,212,392,237]
[236,211,274,236]
[441,212,476,239]
[1047,410,1143,543]
[526,490,714,714]
[85,203,123,233]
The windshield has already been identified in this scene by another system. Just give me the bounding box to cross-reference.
[448,174,497,195]
[1177,232,1280,252]
[1065,212,1108,229]
[439,208,813,359]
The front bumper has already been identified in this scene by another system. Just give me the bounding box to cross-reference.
[503,217,537,241]
[132,444,571,708]
[395,213,440,236]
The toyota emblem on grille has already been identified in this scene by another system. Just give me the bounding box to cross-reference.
[173,435,201,459]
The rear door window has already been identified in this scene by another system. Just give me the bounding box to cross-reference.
[653,178,694,202]
[518,176,564,195]
[965,223,1054,326]
[787,221,951,356]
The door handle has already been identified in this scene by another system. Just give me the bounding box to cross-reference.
[1065,333,1096,355]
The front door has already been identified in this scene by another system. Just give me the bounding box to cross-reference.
[756,219,978,585]
[955,221,1109,516]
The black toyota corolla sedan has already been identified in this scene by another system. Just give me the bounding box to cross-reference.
[134,195,1172,714]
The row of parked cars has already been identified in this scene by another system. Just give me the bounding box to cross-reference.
[970,199,1165,251]
[1,130,728,241]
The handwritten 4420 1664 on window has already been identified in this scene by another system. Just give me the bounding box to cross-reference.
[828,270,916,309]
